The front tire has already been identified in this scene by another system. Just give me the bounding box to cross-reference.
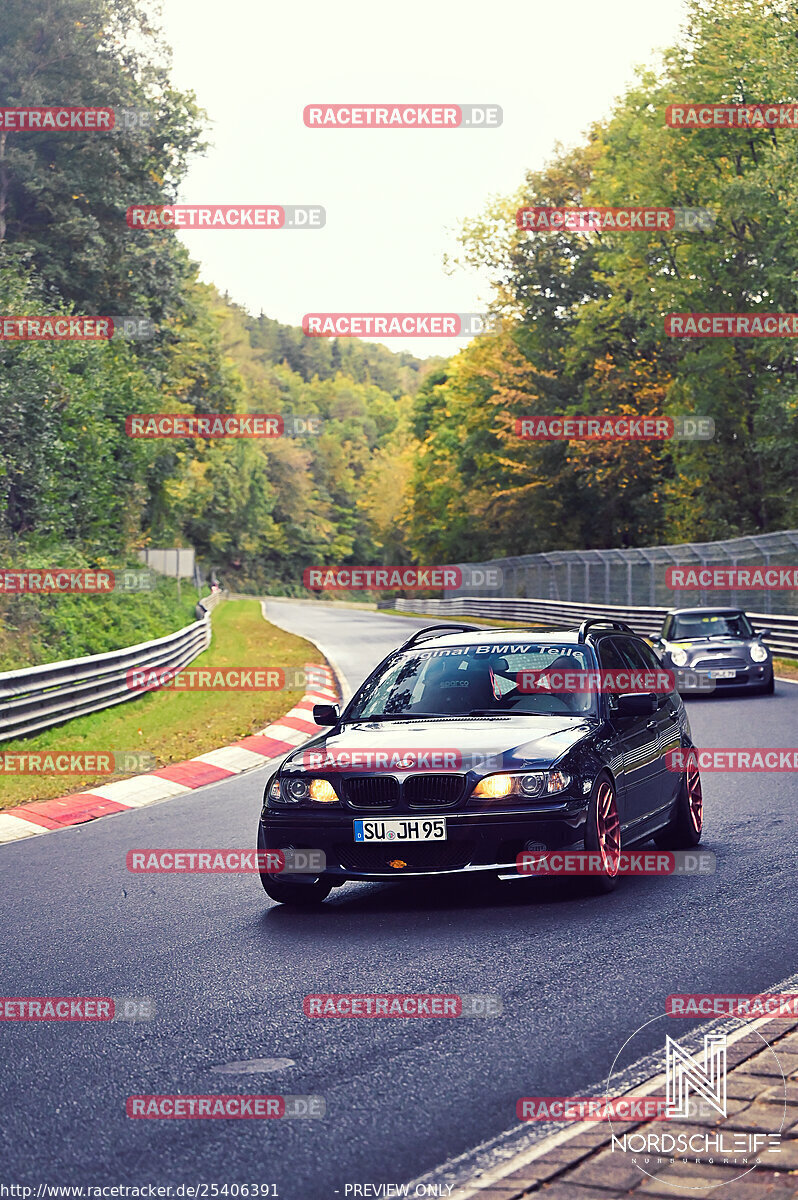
[654,751,703,849]
[260,874,333,906]
[583,771,621,893]
[257,823,332,906]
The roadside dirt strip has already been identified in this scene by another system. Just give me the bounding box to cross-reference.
[0,663,337,845]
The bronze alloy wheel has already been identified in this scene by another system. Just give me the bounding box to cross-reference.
[595,780,621,877]
[686,753,703,833]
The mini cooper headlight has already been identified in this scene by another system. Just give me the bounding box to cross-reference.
[750,642,769,663]
[669,646,688,667]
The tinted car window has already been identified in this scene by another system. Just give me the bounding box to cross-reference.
[596,638,627,670]
[614,637,679,700]
[613,637,657,671]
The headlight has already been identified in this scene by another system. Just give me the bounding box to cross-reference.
[471,771,556,801]
[547,769,571,795]
[669,646,688,666]
[750,642,769,663]
[278,777,340,804]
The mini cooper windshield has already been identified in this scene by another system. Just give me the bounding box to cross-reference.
[347,642,600,720]
[671,612,754,640]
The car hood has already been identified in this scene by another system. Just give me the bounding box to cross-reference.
[667,638,751,654]
[284,714,595,773]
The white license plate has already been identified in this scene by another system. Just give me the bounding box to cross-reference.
[708,669,736,679]
[354,818,447,842]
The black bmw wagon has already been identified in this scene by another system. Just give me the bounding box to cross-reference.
[257,620,703,905]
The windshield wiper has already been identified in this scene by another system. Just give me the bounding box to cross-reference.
[351,712,440,721]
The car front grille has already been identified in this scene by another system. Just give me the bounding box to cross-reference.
[343,777,400,808]
[335,841,476,873]
[404,774,465,807]
[341,774,466,810]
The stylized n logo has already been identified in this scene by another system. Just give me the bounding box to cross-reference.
[666,1034,727,1118]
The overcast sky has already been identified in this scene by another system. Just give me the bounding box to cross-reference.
[157,0,690,357]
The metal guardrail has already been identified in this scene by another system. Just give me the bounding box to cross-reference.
[443,529,798,615]
[0,591,224,743]
[394,597,798,659]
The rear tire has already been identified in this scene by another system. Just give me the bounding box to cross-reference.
[654,751,703,849]
[583,771,621,894]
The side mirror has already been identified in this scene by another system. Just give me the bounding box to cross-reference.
[616,692,658,718]
[757,628,771,639]
[313,703,339,726]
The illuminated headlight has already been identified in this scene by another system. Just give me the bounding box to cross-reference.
[279,777,340,804]
[471,772,557,801]
[669,646,688,667]
[750,643,769,663]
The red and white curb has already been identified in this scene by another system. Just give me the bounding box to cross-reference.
[0,662,338,845]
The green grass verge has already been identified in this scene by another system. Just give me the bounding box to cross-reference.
[0,576,202,671]
[0,599,322,810]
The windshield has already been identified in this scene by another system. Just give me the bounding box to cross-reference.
[347,643,600,719]
[671,613,753,640]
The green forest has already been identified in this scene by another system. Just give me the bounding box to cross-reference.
[2,0,798,606]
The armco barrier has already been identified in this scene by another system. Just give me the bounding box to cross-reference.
[393,597,798,659]
[0,591,224,743]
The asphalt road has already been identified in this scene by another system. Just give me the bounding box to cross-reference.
[1,602,796,1197]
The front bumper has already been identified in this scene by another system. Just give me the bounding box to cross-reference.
[261,801,590,880]
[677,663,772,691]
